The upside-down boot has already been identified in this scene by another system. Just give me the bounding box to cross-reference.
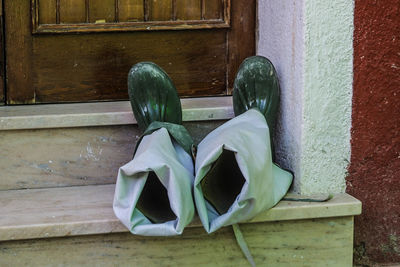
[113,62,195,236]
[194,56,293,234]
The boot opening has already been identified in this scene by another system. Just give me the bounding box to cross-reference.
[200,149,245,215]
[136,171,177,223]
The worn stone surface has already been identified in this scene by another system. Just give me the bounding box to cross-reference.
[0,121,224,190]
[0,126,138,190]
[0,183,361,241]
[0,97,234,130]
[0,216,355,266]
[347,0,400,264]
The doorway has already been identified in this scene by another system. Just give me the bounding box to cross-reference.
[2,0,255,105]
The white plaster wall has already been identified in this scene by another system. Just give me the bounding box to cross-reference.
[257,0,305,192]
[257,0,353,194]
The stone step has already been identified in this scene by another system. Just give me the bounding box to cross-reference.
[0,97,232,190]
[0,184,361,266]
[0,97,234,131]
[0,97,362,266]
[0,184,361,242]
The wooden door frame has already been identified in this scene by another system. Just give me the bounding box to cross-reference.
[4,0,33,104]
[0,0,4,105]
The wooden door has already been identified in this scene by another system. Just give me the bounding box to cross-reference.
[4,0,255,104]
[0,0,4,105]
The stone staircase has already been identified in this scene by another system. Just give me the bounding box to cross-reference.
[0,97,361,266]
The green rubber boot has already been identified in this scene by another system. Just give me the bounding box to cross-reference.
[113,62,195,236]
[233,56,281,143]
[194,55,293,233]
[128,62,194,157]
[128,62,182,131]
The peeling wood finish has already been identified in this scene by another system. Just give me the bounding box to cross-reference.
[0,216,355,266]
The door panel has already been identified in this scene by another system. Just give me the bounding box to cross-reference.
[118,0,144,22]
[59,0,86,24]
[37,0,57,24]
[32,0,230,33]
[89,0,115,23]
[5,0,254,104]
[202,0,223,20]
[32,31,227,103]
[176,0,201,20]
[148,0,172,21]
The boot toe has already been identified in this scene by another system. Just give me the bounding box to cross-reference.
[128,62,182,131]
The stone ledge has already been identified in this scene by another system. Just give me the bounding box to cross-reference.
[0,97,234,130]
[0,184,361,242]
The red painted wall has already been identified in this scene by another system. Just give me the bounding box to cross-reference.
[347,0,400,265]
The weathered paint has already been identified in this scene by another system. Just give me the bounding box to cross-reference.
[258,0,354,194]
[347,0,400,264]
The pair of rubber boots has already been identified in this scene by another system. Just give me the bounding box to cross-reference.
[113,56,293,236]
